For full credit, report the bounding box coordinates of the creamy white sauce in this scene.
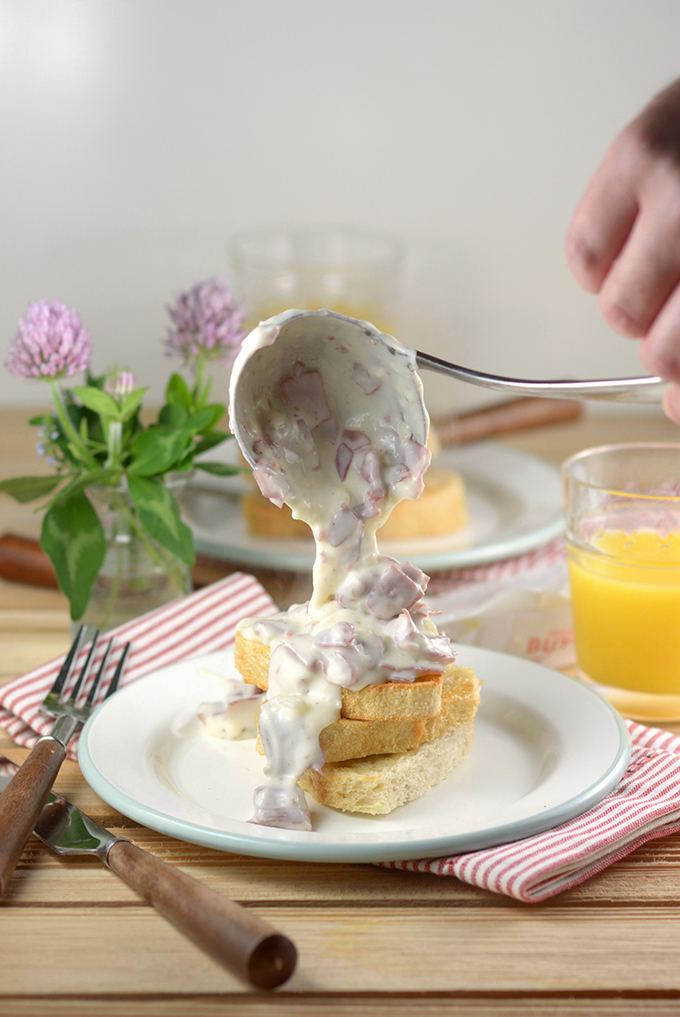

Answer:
[197,669,264,740]
[229,310,455,831]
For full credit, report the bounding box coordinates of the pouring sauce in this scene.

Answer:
[229,310,455,830]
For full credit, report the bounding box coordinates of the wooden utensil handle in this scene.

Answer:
[106,839,297,989]
[0,738,66,896]
[433,397,582,446]
[0,532,230,591]
[0,533,59,588]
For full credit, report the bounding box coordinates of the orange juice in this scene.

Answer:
[568,530,680,694]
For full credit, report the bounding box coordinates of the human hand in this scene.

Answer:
[566,78,680,423]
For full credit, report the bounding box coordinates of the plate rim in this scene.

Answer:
[79,646,631,864]
[189,442,565,572]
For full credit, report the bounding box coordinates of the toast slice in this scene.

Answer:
[298,723,475,815]
[255,665,480,762]
[235,629,445,721]
[241,466,468,542]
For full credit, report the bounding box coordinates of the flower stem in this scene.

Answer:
[49,379,98,469]
[99,519,126,629]
[192,352,213,408]
[105,420,123,469]
[192,353,205,400]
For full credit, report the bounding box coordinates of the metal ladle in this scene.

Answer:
[415,351,666,403]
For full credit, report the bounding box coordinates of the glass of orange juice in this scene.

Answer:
[563,443,680,720]
[230,228,402,335]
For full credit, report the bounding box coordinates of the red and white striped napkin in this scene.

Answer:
[3,569,680,903]
[380,721,680,901]
[0,573,276,759]
[427,535,568,593]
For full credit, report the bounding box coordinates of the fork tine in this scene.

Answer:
[49,625,85,698]
[105,642,131,699]
[65,630,100,705]
[83,636,115,709]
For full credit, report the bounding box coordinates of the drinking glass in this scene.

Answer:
[563,443,680,720]
[231,228,402,334]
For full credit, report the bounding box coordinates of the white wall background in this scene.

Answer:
[0,0,678,414]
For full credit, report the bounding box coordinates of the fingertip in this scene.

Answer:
[599,290,646,337]
[565,232,606,293]
[639,334,680,383]
[662,385,680,426]
[566,141,639,296]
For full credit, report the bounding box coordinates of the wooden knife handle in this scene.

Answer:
[432,397,582,446]
[0,738,66,896]
[0,533,233,591]
[0,533,59,588]
[106,839,297,989]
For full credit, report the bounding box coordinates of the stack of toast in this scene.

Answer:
[235,630,481,816]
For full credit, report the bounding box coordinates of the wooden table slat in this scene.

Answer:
[4,905,680,995]
[6,1001,680,1017]
[5,831,680,906]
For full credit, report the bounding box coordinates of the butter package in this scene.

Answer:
[427,552,575,670]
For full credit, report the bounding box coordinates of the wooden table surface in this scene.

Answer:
[2,406,680,1017]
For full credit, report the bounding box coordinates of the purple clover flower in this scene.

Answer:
[5,300,91,380]
[164,278,247,366]
[104,369,137,402]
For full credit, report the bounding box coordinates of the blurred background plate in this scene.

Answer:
[183,442,564,573]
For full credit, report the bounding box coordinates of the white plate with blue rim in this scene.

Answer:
[79,645,630,864]
[182,442,564,572]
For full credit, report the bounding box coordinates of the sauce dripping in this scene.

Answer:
[229,310,455,830]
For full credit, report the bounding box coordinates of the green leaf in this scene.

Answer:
[128,426,192,477]
[165,373,193,412]
[29,414,52,427]
[184,408,220,435]
[127,475,195,566]
[119,387,148,422]
[120,413,143,453]
[158,403,187,428]
[193,430,230,456]
[40,490,106,621]
[194,404,225,433]
[0,475,64,503]
[128,409,225,477]
[170,455,196,473]
[55,468,115,502]
[73,386,121,420]
[195,461,244,477]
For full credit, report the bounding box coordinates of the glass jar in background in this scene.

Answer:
[563,443,680,721]
[231,228,402,335]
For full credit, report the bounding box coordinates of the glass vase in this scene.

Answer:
[78,479,192,633]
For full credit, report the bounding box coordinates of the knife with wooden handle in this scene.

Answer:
[432,396,582,446]
[0,533,235,590]
[0,755,297,990]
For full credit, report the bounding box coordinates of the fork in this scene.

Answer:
[0,627,130,896]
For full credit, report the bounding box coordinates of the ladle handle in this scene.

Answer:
[416,351,667,403]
